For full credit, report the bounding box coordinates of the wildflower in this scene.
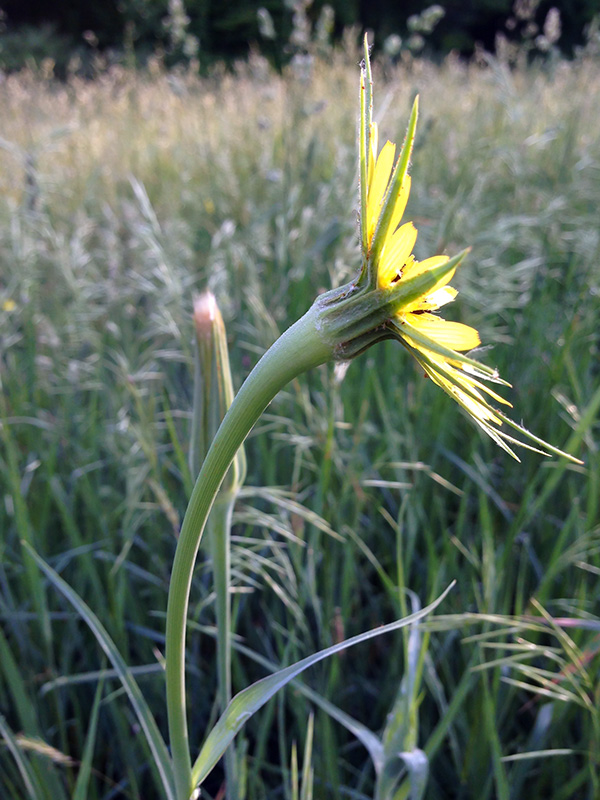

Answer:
[166,39,581,800]
[2,299,16,312]
[344,35,578,461]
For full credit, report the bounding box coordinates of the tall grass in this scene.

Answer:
[1,41,599,798]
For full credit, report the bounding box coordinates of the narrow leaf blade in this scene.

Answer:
[191,583,454,787]
[0,714,45,800]
[72,676,104,800]
[23,542,176,800]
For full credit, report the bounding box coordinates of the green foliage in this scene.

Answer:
[0,42,599,798]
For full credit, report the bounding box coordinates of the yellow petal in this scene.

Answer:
[406,285,458,313]
[403,313,481,351]
[423,286,458,308]
[457,391,502,425]
[461,372,513,407]
[421,359,503,425]
[367,140,395,244]
[377,222,418,288]
[401,255,455,303]
[403,255,450,281]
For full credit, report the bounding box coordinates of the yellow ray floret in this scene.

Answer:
[367,129,481,355]
[366,123,411,251]
[401,314,481,352]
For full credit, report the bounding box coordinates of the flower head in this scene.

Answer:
[347,35,580,462]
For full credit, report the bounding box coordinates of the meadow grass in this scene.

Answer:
[0,41,599,799]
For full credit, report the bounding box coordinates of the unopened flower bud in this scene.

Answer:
[190,291,246,492]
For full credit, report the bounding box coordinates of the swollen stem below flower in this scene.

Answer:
[165,304,332,800]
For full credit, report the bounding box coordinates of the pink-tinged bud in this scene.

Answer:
[193,291,219,339]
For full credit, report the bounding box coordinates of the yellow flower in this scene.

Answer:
[368,123,477,351]
[308,36,579,461]
[358,48,578,462]
[3,299,16,312]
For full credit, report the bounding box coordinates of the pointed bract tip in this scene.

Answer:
[193,291,221,338]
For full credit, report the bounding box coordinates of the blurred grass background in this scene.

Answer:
[0,36,599,800]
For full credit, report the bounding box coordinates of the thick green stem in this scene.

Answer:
[207,493,237,798]
[166,305,332,800]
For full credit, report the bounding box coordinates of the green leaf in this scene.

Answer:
[222,638,386,773]
[23,542,177,800]
[300,712,315,800]
[0,627,39,736]
[0,714,45,800]
[398,749,429,800]
[72,675,104,800]
[191,583,455,788]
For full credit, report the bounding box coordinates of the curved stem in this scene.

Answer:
[166,305,332,800]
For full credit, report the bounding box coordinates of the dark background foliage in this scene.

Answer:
[1,0,600,73]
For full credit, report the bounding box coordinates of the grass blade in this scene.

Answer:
[0,714,45,800]
[72,676,104,800]
[23,542,176,800]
